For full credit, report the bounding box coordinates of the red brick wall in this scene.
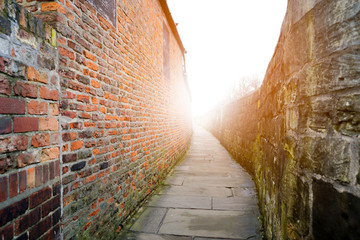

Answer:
[0,1,61,239]
[2,0,192,239]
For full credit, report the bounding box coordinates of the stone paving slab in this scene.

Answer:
[158,209,259,239]
[173,171,237,178]
[148,195,211,209]
[130,207,167,233]
[160,185,233,197]
[124,233,191,240]
[182,177,254,188]
[194,238,258,240]
[212,197,258,211]
[164,175,184,186]
[125,126,261,239]
[176,165,241,173]
[178,168,244,175]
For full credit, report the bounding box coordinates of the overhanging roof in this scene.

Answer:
[159,0,186,55]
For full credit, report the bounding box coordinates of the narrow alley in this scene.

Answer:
[1,0,359,239]
[121,127,260,239]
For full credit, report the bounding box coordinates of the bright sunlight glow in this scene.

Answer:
[167,0,288,117]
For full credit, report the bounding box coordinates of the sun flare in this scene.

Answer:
[167,0,287,117]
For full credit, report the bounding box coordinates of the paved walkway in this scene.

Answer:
[121,127,261,240]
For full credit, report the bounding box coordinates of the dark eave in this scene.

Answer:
[159,0,186,55]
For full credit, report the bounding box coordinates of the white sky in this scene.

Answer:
[167,0,288,116]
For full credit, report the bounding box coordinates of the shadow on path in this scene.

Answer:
[120,126,261,240]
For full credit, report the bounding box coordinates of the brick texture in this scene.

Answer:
[1,0,192,239]
[0,1,60,239]
[0,117,12,134]
[13,117,39,132]
[0,97,25,114]
[42,0,191,238]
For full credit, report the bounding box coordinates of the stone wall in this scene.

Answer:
[0,0,192,239]
[203,0,360,239]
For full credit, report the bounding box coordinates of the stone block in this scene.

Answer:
[15,28,39,49]
[62,153,77,163]
[71,161,86,171]
[40,147,59,162]
[0,135,28,154]
[31,133,50,147]
[17,151,37,168]
[14,81,38,98]
[289,177,310,238]
[0,156,11,174]
[313,179,360,239]
[0,15,11,35]
[78,150,92,160]
[98,162,108,171]
[37,53,55,70]
[0,37,10,56]
[26,66,48,83]
[299,137,351,182]
[335,95,360,135]
[0,75,11,96]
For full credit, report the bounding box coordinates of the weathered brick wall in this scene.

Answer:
[203,0,360,239]
[1,0,192,239]
[0,1,60,239]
